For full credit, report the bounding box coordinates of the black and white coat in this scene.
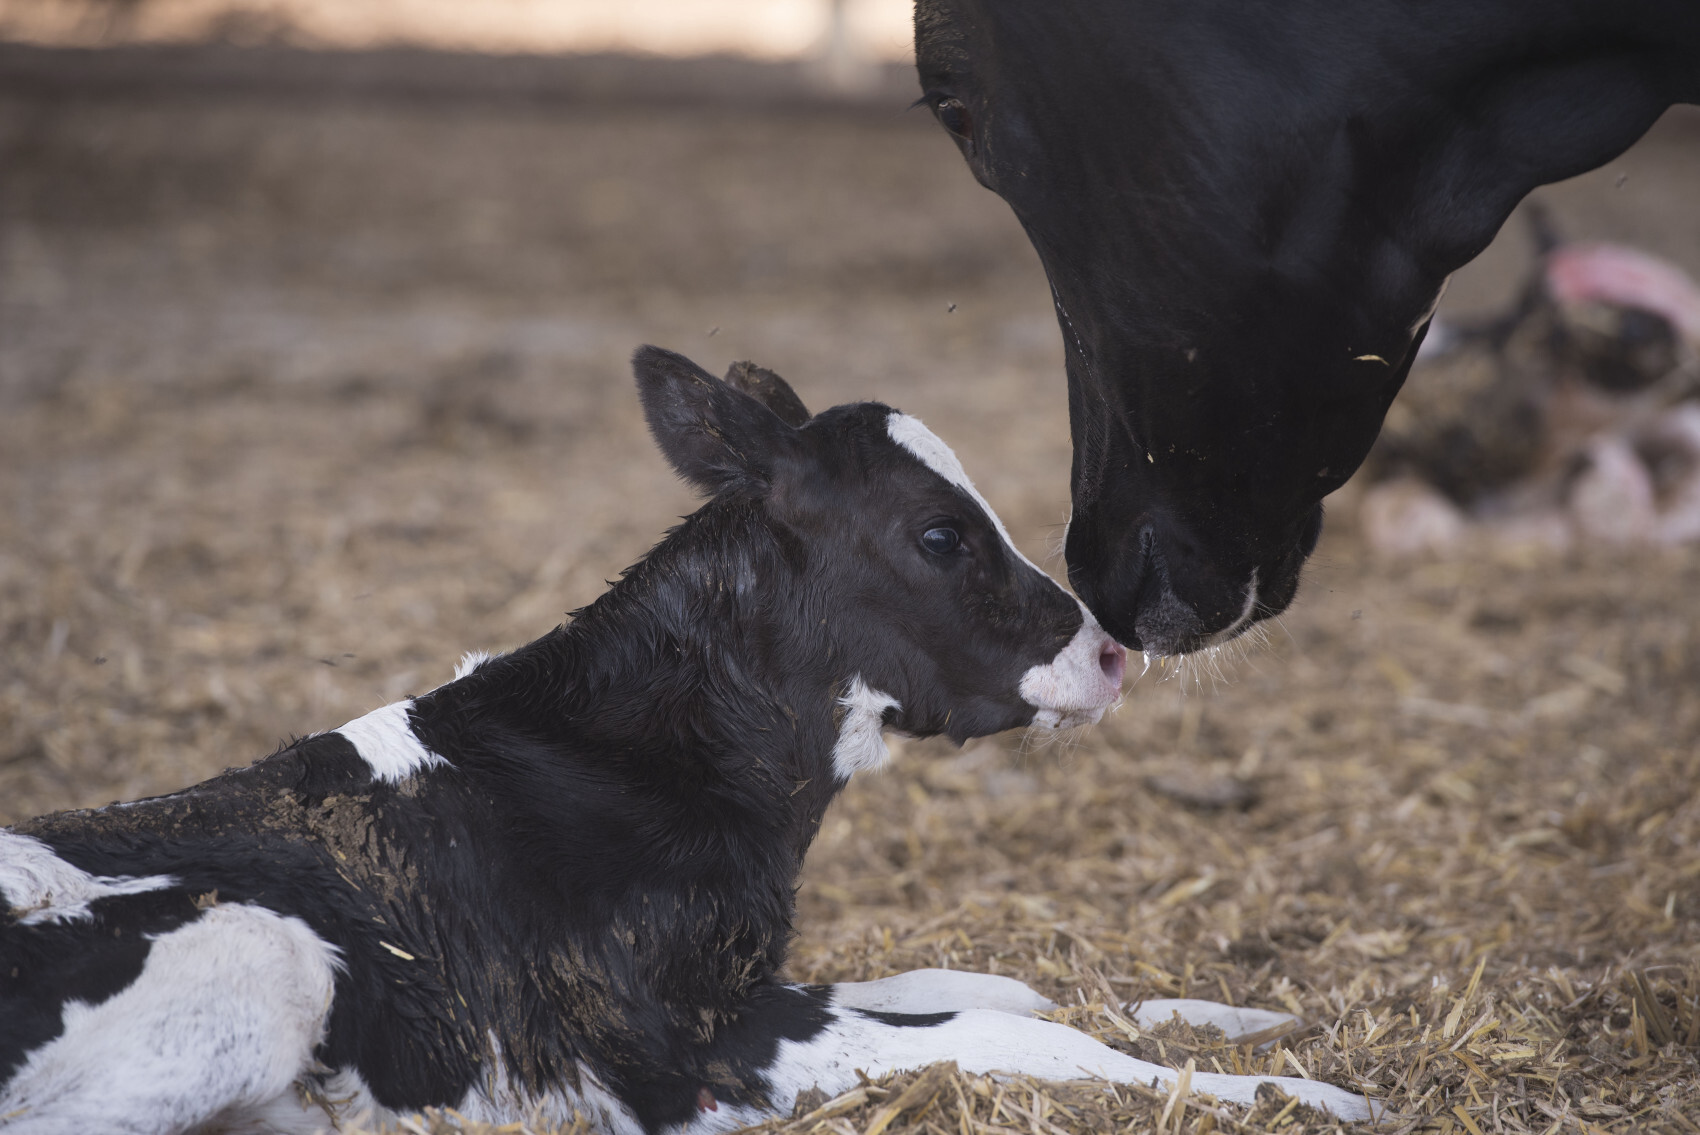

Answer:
[0,349,1371,1133]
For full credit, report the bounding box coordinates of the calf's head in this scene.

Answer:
[633,346,1125,758]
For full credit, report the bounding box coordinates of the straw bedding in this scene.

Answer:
[2,81,1697,1134]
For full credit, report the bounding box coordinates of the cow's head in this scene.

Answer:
[633,347,1124,764]
[915,0,1679,653]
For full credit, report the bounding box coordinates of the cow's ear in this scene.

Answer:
[633,346,794,495]
[723,360,812,427]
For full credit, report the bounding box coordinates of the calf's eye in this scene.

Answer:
[921,527,961,555]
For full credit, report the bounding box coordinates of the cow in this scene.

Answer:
[913,0,1700,654]
[0,348,1372,1132]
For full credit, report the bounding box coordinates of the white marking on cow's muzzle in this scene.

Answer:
[831,675,901,780]
[1019,612,1126,731]
[1201,568,1260,648]
[1139,570,1265,680]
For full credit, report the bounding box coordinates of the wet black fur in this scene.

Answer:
[914,0,1700,652]
[2,347,1082,1130]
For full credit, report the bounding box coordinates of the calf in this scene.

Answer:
[0,348,1370,1133]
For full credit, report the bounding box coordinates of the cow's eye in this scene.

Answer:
[934,96,973,140]
[921,527,961,555]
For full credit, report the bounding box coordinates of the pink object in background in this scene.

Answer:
[1648,404,1700,545]
[1359,479,1467,558]
[1569,436,1658,545]
[1546,243,1700,344]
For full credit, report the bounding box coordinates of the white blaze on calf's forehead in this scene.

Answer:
[885,412,1047,575]
[334,699,446,783]
[886,410,1123,727]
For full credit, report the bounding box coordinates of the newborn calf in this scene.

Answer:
[0,348,1368,1132]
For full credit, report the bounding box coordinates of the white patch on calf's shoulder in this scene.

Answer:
[0,902,340,1132]
[454,650,495,680]
[0,830,175,926]
[334,699,445,783]
[885,412,1043,574]
[831,676,900,780]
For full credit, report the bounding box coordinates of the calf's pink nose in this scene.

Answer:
[1099,639,1127,688]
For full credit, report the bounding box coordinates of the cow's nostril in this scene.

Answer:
[1099,641,1127,687]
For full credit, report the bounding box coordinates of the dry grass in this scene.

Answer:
[4,71,1700,1135]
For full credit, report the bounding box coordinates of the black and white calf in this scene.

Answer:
[0,348,1370,1133]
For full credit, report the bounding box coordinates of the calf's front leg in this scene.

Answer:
[829,970,1304,1045]
[690,971,1372,1129]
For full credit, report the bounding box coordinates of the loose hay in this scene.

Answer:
[4,80,1699,1135]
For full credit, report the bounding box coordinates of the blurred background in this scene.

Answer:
[0,0,914,60]
[3,3,1700,1127]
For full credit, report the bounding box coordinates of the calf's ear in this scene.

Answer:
[633,345,795,495]
[723,360,812,427]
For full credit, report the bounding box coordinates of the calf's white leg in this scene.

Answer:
[1127,998,1301,1044]
[684,970,1371,1129]
[827,969,1055,1016]
[747,1005,1371,1123]
[824,970,1301,1044]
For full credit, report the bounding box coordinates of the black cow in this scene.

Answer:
[2,349,1378,1132]
[914,0,1700,654]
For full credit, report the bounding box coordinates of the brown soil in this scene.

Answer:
[3,56,1699,1133]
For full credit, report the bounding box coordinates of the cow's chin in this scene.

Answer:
[1066,497,1322,657]
[1068,540,1299,658]
[1131,578,1263,658]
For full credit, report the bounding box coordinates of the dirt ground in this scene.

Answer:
[3,56,1700,1133]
